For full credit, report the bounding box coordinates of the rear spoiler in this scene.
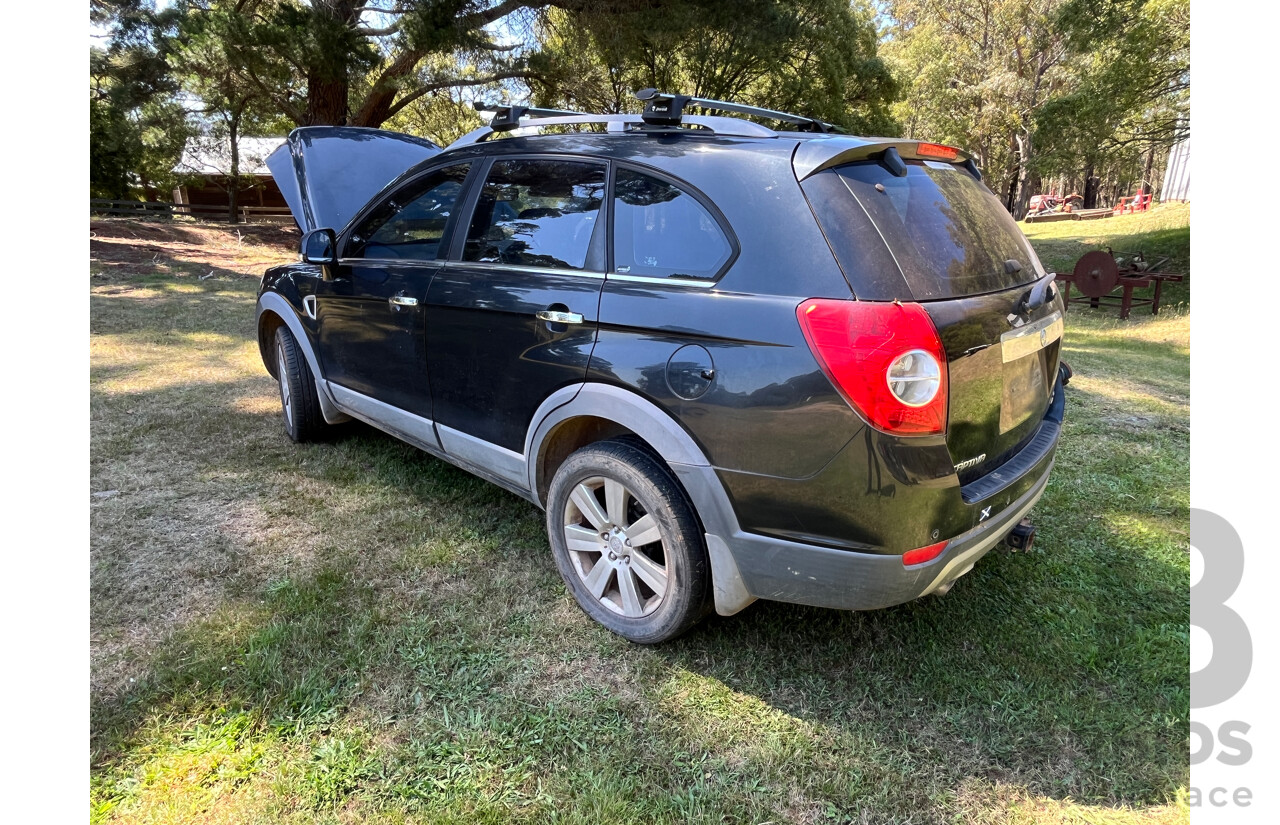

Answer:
[792,137,981,183]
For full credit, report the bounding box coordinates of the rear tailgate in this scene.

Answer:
[798,144,1062,481]
[925,290,1062,482]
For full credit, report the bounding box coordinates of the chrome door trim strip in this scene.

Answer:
[445,260,605,280]
[608,272,717,289]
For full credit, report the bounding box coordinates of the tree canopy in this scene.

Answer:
[89,0,1188,213]
[884,0,1189,216]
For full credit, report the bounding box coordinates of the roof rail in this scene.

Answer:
[444,112,776,151]
[635,88,841,133]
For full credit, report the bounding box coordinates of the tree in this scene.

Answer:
[90,1,192,199]
[884,0,1189,217]
[171,2,291,222]
[529,0,898,135]
[1036,0,1189,205]
[885,0,1074,218]
[181,0,707,130]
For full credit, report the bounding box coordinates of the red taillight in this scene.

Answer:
[902,540,948,566]
[796,299,948,436]
[916,142,959,160]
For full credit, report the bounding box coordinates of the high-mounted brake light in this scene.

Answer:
[902,540,947,566]
[916,142,959,161]
[796,299,949,436]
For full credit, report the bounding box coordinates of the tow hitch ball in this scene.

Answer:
[1004,518,1036,552]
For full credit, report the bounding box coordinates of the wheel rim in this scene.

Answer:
[563,475,669,618]
[276,342,293,429]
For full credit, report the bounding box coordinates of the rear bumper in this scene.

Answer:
[677,367,1065,614]
[716,456,1052,611]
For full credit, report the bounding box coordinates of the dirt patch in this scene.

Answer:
[90,218,299,280]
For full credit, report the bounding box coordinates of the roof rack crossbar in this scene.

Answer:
[444,113,776,151]
[635,88,841,133]
[473,101,586,132]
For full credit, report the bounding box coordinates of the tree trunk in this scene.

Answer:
[301,0,363,125]
[1139,144,1156,198]
[1012,132,1035,220]
[304,74,349,126]
[1083,163,1099,209]
[228,113,241,225]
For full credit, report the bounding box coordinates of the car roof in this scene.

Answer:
[431,130,807,165]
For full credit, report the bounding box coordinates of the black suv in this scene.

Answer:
[257,93,1067,643]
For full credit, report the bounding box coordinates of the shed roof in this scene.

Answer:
[174,135,286,176]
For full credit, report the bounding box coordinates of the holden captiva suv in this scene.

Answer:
[256,91,1067,643]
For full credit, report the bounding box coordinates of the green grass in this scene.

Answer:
[90,215,1189,824]
[1023,203,1191,310]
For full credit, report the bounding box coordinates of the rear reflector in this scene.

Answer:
[916,142,959,160]
[902,541,947,566]
[796,299,949,435]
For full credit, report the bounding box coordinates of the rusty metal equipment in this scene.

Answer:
[1055,248,1185,319]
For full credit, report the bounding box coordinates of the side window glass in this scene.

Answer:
[463,159,606,270]
[612,168,731,281]
[348,164,470,261]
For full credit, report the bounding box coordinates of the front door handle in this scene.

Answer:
[535,309,584,325]
[389,293,418,310]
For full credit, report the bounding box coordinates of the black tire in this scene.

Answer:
[273,325,327,443]
[546,439,710,643]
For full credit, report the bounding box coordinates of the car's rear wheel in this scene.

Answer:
[274,325,326,442]
[546,440,709,643]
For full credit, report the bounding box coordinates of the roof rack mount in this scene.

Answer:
[634,88,841,134]
[473,102,586,132]
[447,109,777,150]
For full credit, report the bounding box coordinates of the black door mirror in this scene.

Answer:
[301,228,337,265]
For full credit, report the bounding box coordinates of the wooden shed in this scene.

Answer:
[172,135,291,219]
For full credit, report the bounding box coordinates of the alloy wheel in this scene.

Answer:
[562,476,669,618]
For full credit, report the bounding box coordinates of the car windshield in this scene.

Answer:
[803,160,1043,300]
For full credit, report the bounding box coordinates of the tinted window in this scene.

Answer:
[802,161,1041,300]
[348,164,470,261]
[463,159,606,270]
[612,168,731,281]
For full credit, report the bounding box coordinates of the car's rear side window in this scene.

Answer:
[803,160,1042,300]
[611,168,731,281]
[462,159,606,270]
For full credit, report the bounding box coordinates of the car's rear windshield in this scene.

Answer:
[802,160,1042,300]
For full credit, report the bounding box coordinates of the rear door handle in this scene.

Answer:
[535,309,584,325]
[389,294,418,309]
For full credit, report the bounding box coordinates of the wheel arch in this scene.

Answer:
[525,384,711,509]
[525,383,756,617]
[255,292,351,425]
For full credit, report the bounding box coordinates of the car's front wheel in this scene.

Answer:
[273,325,326,443]
[546,440,710,643]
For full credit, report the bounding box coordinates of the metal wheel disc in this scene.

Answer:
[1072,250,1120,298]
[562,475,669,618]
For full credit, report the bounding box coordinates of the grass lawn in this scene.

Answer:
[90,210,1190,824]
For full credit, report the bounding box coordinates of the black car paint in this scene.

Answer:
[258,127,1064,594]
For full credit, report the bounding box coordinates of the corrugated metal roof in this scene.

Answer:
[174,135,286,176]
[1161,138,1190,202]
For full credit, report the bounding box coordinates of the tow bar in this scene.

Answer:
[1004,518,1036,552]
